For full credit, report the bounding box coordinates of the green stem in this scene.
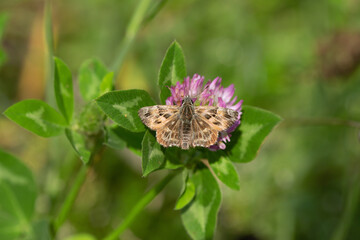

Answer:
[143,0,169,24]
[44,0,55,105]
[52,164,88,234]
[111,0,152,76]
[103,171,178,240]
[331,168,360,240]
[282,117,360,129]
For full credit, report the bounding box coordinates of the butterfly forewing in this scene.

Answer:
[195,106,239,131]
[138,105,179,130]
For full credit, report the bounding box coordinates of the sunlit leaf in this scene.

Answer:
[175,172,196,210]
[209,154,240,190]
[100,72,114,94]
[181,167,221,240]
[79,58,108,101]
[141,130,165,176]
[64,233,97,240]
[3,100,68,137]
[0,149,36,239]
[96,89,155,132]
[158,41,186,103]
[54,57,74,123]
[228,105,282,162]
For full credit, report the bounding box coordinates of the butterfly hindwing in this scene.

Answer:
[191,116,218,147]
[157,117,181,147]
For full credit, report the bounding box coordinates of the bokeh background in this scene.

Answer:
[1,0,360,239]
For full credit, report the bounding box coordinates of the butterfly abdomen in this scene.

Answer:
[180,121,192,149]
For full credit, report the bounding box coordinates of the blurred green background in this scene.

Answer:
[1,0,360,239]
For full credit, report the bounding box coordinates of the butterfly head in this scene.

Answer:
[181,96,194,106]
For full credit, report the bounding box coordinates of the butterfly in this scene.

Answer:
[138,96,239,149]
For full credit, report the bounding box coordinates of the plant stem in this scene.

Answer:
[143,0,169,24]
[282,117,360,129]
[103,171,178,240]
[111,0,152,76]
[332,167,360,240]
[52,164,88,234]
[44,0,55,105]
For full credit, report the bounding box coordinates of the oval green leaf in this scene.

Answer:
[181,167,221,240]
[141,130,165,176]
[96,89,155,132]
[0,149,37,239]
[3,100,68,137]
[209,155,240,190]
[54,57,74,123]
[228,105,282,162]
[79,58,108,101]
[158,41,186,103]
[175,172,196,210]
[65,129,91,164]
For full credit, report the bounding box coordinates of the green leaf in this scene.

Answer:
[141,130,165,176]
[209,155,240,190]
[181,167,221,240]
[228,105,282,163]
[3,100,68,137]
[0,149,37,239]
[96,89,155,132]
[79,58,108,101]
[104,126,126,150]
[65,129,91,164]
[104,126,144,155]
[175,172,196,210]
[54,57,74,123]
[164,150,184,169]
[100,72,114,94]
[158,41,186,103]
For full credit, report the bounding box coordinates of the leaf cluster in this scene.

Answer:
[2,41,281,240]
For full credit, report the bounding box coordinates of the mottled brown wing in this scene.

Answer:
[138,105,179,130]
[191,115,219,147]
[156,117,181,148]
[194,106,239,131]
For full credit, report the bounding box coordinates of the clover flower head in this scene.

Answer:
[166,74,243,151]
